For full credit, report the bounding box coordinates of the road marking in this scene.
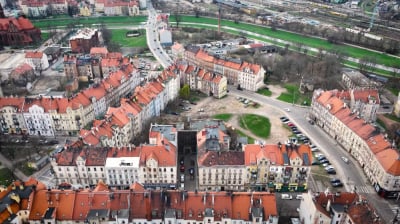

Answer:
[353,185,375,194]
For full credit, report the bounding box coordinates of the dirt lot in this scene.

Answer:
[175,85,292,144]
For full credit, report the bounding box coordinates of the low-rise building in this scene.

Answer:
[10,63,35,87]
[25,51,49,72]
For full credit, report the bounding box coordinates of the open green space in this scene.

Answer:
[239,114,271,138]
[32,16,147,28]
[0,168,14,187]
[172,16,400,68]
[236,129,255,144]
[384,114,400,123]
[111,29,148,47]
[277,84,311,105]
[257,88,272,97]
[213,113,232,122]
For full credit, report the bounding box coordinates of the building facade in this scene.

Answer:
[310,89,400,198]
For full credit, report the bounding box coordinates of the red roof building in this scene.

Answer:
[0,10,41,46]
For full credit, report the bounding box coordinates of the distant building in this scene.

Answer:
[159,28,172,47]
[25,51,49,71]
[10,63,35,86]
[0,4,41,47]
[341,69,379,89]
[394,93,400,118]
[69,28,99,53]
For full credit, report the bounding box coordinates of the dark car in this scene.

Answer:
[190,101,197,105]
[331,178,341,183]
[327,169,336,175]
[331,182,343,187]
[311,160,320,165]
[172,112,180,116]
[320,159,330,164]
[180,165,185,172]
[280,116,288,121]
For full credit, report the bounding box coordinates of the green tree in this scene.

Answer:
[179,84,190,100]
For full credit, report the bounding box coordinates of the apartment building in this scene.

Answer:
[183,47,265,91]
[178,63,228,99]
[0,97,27,134]
[341,68,379,89]
[334,89,380,122]
[310,89,400,198]
[24,180,278,224]
[299,191,382,224]
[104,0,139,16]
[243,143,312,192]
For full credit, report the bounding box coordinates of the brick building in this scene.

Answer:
[0,4,41,47]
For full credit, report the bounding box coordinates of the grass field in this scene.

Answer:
[172,16,400,68]
[277,84,311,105]
[111,29,148,47]
[213,113,233,122]
[257,88,272,97]
[32,16,147,28]
[239,114,271,138]
[0,168,14,187]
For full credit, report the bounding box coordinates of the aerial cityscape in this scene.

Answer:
[0,0,400,223]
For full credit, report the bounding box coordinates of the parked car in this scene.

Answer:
[320,159,330,164]
[311,160,320,165]
[281,194,293,200]
[280,117,288,121]
[331,178,341,184]
[331,181,343,187]
[327,170,337,174]
[341,156,349,163]
[295,195,303,200]
[180,174,185,182]
[325,165,335,171]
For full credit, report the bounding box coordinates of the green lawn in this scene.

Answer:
[32,16,147,28]
[111,29,148,47]
[257,88,272,97]
[173,16,400,68]
[384,114,400,123]
[239,114,271,138]
[0,168,14,187]
[213,113,233,122]
[236,129,255,144]
[277,84,311,105]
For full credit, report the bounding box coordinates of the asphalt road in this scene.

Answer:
[226,86,396,223]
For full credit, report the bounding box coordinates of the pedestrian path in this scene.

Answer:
[352,185,376,194]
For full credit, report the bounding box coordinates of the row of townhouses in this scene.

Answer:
[0,62,138,136]
[79,69,180,147]
[0,179,279,224]
[18,0,141,18]
[310,89,400,198]
[177,45,265,92]
[51,122,312,192]
[0,54,179,136]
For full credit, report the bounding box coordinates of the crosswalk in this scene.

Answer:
[353,185,376,194]
[390,205,400,220]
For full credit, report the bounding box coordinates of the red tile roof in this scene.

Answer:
[25,51,43,59]
[139,144,176,167]
[198,151,244,166]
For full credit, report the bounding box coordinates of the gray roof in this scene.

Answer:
[150,124,176,145]
[87,209,109,219]
[165,208,176,218]
[302,153,310,165]
[204,208,214,217]
[190,119,226,132]
[251,207,263,218]
[111,209,129,219]
[44,207,55,219]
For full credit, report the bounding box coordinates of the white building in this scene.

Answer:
[25,51,49,72]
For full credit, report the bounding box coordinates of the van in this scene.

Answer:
[180,174,185,182]
[281,194,292,200]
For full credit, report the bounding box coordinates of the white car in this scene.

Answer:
[281,194,293,200]
[341,156,349,163]
[295,195,303,200]
[284,108,290,112]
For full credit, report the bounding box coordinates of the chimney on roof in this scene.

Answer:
[326,199,331,212]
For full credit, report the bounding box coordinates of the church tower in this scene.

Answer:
[0,3,5,18]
